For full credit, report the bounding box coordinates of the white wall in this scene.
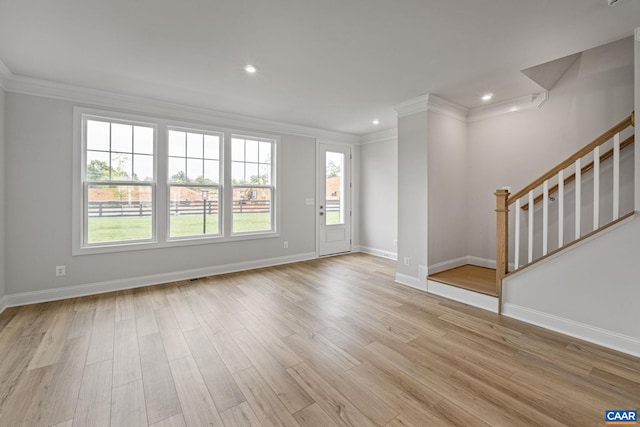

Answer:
[467,37,635,262]
[359,138,398,259]
[4,93,317,298]
[0,88,5,302]
[396,111,428,285]
[503,216,640,355]
[427,110,468,268]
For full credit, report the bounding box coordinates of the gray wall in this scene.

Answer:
[427,111,468,267]
[5,93,317,295]
[0,88,5,300]
[397,111,428,281]
[636,29,640,211]
[466,37,635,262]
[359,138,398,258]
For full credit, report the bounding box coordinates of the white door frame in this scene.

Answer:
[316,141,353,257]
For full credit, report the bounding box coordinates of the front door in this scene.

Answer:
[318,143,351,256]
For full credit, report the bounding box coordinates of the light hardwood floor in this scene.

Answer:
[0,253,638,426]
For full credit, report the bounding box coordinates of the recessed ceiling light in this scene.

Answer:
[481,93,494,102]
[372,119,380,125]
[244,64,257,74]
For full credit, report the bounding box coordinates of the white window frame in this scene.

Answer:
[72,107,280,256]
[230,134,278,236]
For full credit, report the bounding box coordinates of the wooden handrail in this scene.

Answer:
[521,134,635,210]
[507,114,634,204]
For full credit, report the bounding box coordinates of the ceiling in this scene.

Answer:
[0,0,638,136]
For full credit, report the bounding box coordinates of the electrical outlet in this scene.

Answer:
[404,257,410,266]
[393,239,397,247]
[283,241,288,249]
[55,265,66,276]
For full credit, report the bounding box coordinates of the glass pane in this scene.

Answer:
[133,154,154,181]
[203,135,220,159]
[168,157,186,182]
[259,141,272,164]
[325,151,344,225]
[134,126,154,154]
[187,158,203,183]
[186,132,203,158]
[245,140,259,162]
[111,123,133,153]
[111,153,132,180]
[259,164,271,185]
[232,161,245,184]
[204,160,219,184]
[169,186,219,238]
[232,138,245,161]
[87,150,111,181]
[87,184,153,243]
[245,163,259,184]
[168,130,186,157]
[232,187,271,233]
[86,120,110,151]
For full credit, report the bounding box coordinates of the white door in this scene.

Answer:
[318,143,351,256]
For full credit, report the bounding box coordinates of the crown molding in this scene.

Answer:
[360,127,398,144]
[394,94,430,118]
[2,72,360,144]
[0,59,12,91]
[428,95,468,122]
[467,92,548,123]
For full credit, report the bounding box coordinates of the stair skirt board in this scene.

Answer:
[427,279,499,313]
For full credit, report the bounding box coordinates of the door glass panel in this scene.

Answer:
[325,151,344,225]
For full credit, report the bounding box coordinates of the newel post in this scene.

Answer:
[495,189,510,312]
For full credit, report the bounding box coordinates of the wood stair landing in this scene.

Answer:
[428,264,497,297]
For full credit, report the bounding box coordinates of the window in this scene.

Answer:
[168,129,222,238]
[83,116,156,245]
[74,108,279,254]
[231,136,275,234]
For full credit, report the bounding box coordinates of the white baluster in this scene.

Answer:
[613,133,620,220]
[543,180,548,256]
[593,145,600,230]
[558,169,564,247]
[575,158,581,239]
[514,198,520,269]
[528,190,534,263]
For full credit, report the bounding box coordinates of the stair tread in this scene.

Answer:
[428,265,498,297]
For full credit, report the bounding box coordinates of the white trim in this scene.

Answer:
[0,296,7,315]
[428,95,468,122]
[427,280,499,313]
[394,94,430,118]
[0,60,11,90]
[428,256,468,275]
[466,256,496,269]
[395,273,426,291]
[635,27,640,41]
[3,73,360,144]
[502,303,640,357]
[467,92,548,123]
[358,246,398,261]
[359,128,397,145]
[3,252,316,308]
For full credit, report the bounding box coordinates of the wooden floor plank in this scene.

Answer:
[169,356,225,427]
[0,254,634,426]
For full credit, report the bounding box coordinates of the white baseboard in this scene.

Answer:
[427,280,499,313]
[358,246,398,261]
[4,252,317,309]
[395,273,426,291]
[428,257,468,274]
[466,256,496,269]
[502,303,640,357]
[0,296,7,315]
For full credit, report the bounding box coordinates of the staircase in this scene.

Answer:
[428,112,635,313]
